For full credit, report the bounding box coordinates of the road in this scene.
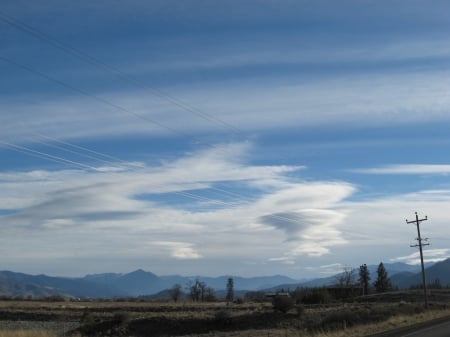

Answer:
[370,316,450,337]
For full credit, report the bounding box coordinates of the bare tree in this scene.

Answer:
[336,267,355,288]
[198,281,207,302]
[188,279,201,302]
[169,284,183,302]
[336,267,355,300]
[204,287,216,302]
[188,279,208,302]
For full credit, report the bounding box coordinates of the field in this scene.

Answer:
[0,292,449,337]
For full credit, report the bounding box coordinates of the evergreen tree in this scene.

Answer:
[374,262,392,293]
[226,277,234,303]
[359,264,371,295]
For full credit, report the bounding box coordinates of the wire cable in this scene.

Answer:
[32,132,127,164]
[0,11,303,226]
[0,10,243,135]
[24,135,122,168]
[1,137,303,226]
[0,140,100,171]
[0,56,188,137]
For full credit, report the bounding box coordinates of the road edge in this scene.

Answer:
[367,314,450,337]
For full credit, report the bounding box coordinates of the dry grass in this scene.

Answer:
[0,300,448,337]
[0,331,57,337]
[181,308,450,337]
[309,308,450,337]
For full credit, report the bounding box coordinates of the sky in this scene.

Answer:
[1,0,450,279]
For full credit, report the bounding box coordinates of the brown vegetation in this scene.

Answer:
[0,291,448,337]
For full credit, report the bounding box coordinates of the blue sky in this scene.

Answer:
[1,0,450,278]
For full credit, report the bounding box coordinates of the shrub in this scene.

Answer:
[272,295,294,313]
[301,288,333,304]
[296,304,305,318]
[80,311,95,326]
[112,312,131,325]
[321,310,355,330]
[234,297,244,304]
[214,309,232,327]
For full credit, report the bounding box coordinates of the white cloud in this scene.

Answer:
[391,249,450,265]
[257,183,353,258]
[2,141,450,277]
[153,241,203,260]
[333,189,450,271]
[305,263,345,276]
[0,142,358,275]
[3,64,450,143]
[353,164,450,175]
[3,0,450,279]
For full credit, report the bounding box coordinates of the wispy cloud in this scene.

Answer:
[391,249,450,265]
[3,65,450,143]
[3,0,450,278]
[0,142,356,274]
[153,242,203,260]
[352,164,450,175]
[258,183,354,260]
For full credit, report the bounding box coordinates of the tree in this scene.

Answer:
[198,281,207,301]
[335,267,355,300]
[188,279,201,302]
[169,284,183,302]
[374,262,392,293]
[429,278,442,289]
[226,277,234,303]
[359,264,371,295]
[336,267,355,288]
[188,279,209,302]
[204,287,216,302]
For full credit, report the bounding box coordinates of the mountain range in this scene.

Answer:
[0,269,299,299]
[0,259,448,299]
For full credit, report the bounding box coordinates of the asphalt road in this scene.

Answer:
[370,316,450,337]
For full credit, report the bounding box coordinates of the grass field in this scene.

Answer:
[0,332,57,337]
[0,294,448,336]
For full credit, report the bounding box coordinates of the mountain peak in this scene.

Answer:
[127,269,157,277]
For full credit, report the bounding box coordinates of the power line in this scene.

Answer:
[0,51,296,225]
[0,10,242,135]
[0,136,306,228]
[32,132,127,164]
[0,56,255,205]
[0,140,100,171]
[0,56,187,137]
[0,11,258,208]
[24,135,122,168]
[0,9,300,226]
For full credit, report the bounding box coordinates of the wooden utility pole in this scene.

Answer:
[406,212,429,308]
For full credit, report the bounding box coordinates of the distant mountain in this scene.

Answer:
[0,271,123,298]
[391,258,450,289]
[84,269,164,296]
[263,261,441,292]
[1,260,447,299]
[195,275,300,291]
[0,270,300,299]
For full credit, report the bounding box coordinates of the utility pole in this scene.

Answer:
[406,212,429,308]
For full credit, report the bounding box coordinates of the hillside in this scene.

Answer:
[1,259,448,299]
[263,261,444,292]
[0,270,299,299]
[391,258,450,289]
[0,271,123,298]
